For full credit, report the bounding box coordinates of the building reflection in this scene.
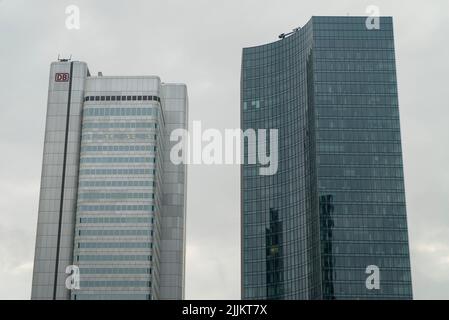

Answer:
[265,208,284,299]
[320,194,335,299]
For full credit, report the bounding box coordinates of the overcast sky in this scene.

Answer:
[0,0,448,300]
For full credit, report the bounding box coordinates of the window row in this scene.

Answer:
[79,267,151,275]
[78,192,155,200]
[83,122,158,129]
[314,60,396,72]
[320,229,409,242]
[79,180,155,188]
[80,156,155,164]
[317,154,403,166]
[76,254,152,261]
[242,105,399,121]
[82,133,157,141]
[315,83,397,95]
[78,241,152,249]
[242,208,406,226]
[77,204,155,212]
[84,107,159,117]
[315,39,394,49]
[317,130,401,142]
[85,95,160,102]
[318,178,404,191]
[313,17,392,29]
[81,145,156,153]
[320,243,410,256]
[315,94,398,106]
[317,118,401,130]
[314,49,395,61]
[317,142,402,154]
[315,71,396,83]
[79,217,153,224]
[80,280,151,288]
[79,168,155,176]
[78,229,153,236]
[319,166,403,178]
[243,190,405,204]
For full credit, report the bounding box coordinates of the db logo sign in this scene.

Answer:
[55,73,70,82]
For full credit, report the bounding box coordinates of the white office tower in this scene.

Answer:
[31,60,188,300]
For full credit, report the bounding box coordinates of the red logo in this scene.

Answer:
[55,73,70,82]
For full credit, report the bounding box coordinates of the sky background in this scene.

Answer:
[0,0,448,300]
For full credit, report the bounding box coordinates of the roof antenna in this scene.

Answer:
[57,54,72,62]
[278,27,301,39]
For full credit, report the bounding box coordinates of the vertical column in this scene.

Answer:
[31,61,88,300]
[160,84,188,299]
[55,62,88,299]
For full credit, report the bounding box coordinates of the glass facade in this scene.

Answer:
[72,93,163,300]
[241,16,412,299]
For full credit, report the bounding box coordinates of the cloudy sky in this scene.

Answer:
[0,0,448,300]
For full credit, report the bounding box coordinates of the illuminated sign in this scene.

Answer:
[55,73,70,82]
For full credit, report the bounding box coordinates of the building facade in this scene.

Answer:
[241,16,413,299]
[31,60,188,300]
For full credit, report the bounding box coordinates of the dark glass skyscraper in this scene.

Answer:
[241,16,412,299]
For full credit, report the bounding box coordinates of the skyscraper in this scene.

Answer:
[31,60,188,300]
[241,16,413,299]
